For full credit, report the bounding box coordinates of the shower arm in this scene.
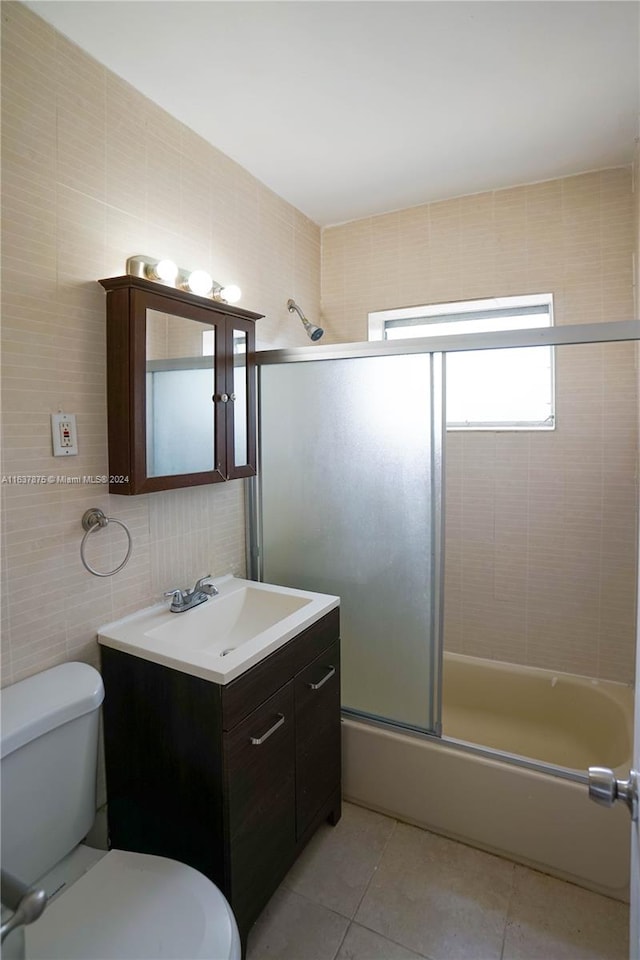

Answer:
[287,299,306,322]
[287,299,324,341]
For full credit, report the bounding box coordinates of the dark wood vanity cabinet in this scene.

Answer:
[100,608,341,946]
[99,275,263,495]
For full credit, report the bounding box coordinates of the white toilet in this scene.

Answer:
[1,661,241,960]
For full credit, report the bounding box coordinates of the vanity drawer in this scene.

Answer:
[221,607,339,730]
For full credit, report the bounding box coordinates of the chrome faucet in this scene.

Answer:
[163,575,219,613]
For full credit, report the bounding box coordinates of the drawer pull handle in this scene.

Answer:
[250,713,285,745]
[307,665,336,691]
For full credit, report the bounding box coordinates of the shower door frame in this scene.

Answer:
[248,319,640,750]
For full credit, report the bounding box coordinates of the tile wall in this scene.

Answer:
[1,2,321,686]
[2,1,637,690]
[322,171,639,683]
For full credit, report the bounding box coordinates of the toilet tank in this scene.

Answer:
[1,662,104,884]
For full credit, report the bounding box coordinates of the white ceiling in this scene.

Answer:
[26,1,639,226]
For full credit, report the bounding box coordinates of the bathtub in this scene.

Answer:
[342,652,634,901]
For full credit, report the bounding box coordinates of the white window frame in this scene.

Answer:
[368,294,555,431]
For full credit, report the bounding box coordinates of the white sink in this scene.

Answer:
[98,575,339,684]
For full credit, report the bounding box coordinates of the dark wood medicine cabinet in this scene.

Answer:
[99,275,263,495]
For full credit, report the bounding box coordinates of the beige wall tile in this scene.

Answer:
[323,177,637,683]
[2,1,636,695]
[1,2,320,687]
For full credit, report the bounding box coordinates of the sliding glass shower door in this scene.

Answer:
[254,351,443,734]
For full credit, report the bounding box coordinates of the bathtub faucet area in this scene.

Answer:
[163,576,219,613]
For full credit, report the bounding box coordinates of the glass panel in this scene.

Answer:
[445,345,554,428]
[145,309,215,476]
[233,330,248,466]
[441,341,638,767]
[260,353,438,732]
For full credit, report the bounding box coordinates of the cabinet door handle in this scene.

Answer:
[307,665,336,691]
[250,713,285,745]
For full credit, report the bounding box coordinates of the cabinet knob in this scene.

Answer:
[219,393,229,403]
[230,393,237,402]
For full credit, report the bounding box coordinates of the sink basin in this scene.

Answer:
[98,575,339,684]
[146,586,311,653]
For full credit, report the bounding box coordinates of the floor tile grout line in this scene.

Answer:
[277,882,376,935]
[278,805,400,923]
[499,861,519,960]
[289,812,437,960]
[340,815,438,958]
[350,916,436,960]
[264,807,408,959]
[350,815,400,922]
[330,919,352,960]
[247,887,352,959]
[276,884,351,921]
[343,812,515,960]
[251,803,629,960]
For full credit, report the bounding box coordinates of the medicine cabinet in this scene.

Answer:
[99,275,263,495]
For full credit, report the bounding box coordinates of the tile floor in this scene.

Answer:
[246,802,629,960]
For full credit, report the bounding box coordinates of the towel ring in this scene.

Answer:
[80,508,133,577]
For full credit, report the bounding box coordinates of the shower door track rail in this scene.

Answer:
[254,319,639,365]
[341,707,588,785]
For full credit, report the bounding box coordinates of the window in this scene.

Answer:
[368,294,555,430]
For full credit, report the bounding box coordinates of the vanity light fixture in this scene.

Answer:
[125,256,242,304]
[215,284,242,305]
[184,269,214,297]
[138,257,179,284]
[153,259,179,284]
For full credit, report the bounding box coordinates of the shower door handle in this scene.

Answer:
[587,766,638,820]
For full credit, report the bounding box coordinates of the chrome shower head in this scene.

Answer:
[287,299,324,341]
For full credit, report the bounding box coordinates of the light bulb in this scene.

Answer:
[152,259,178,284]
[186,270,213,296]
[218,284,242,304]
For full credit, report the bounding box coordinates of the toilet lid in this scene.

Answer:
[25,850,240,960]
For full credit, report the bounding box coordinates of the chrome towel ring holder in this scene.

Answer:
[80,508,133,577]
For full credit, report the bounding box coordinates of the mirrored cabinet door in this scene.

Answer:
[146,310,217,477]
[226,318,256,479]
[100,275,262,495]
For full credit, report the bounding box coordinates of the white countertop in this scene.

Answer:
[98,575,339,684]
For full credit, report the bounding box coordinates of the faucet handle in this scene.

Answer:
[163,588,184,603]
[194,575,218,596]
